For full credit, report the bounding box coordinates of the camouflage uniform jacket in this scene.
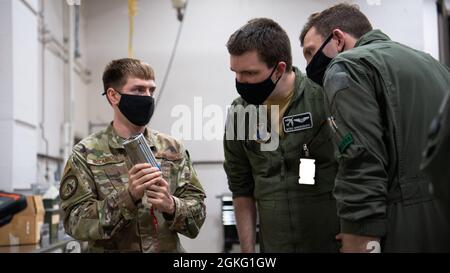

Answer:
[60,124,206,252]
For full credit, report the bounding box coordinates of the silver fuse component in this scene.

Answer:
[123,134,159,168]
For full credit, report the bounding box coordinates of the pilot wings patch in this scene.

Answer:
[283,112,313,133]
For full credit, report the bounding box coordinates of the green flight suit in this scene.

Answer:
[422,92,450,213]
[323,30,450,252]
[224,67,339,253]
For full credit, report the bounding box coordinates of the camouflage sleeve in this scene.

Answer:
[163,146,206,239]
[60,148,138,241]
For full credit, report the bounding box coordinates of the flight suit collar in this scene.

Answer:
[355,29,391,47]
[290,66,306,104]
[283,66,304,104]
[262,67,305,138]
[106,122,156,151]
[256,67,303,114]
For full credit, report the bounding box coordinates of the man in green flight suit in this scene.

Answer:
[300,3,450,252]
[224,18,339,253]
[60,58,206,252]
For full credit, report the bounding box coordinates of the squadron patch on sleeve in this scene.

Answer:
[60,176,78,200]
[338,133,354,153]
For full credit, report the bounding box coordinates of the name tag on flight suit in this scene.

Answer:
[299,159,316,185]
[283,112,313,133]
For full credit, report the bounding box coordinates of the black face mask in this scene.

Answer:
[306,34,334,86]
[115,91,155,126]
[236,65,281,105]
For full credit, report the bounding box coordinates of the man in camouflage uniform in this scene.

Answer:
[60,58,206,253]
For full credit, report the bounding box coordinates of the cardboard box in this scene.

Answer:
[0,196,45,246]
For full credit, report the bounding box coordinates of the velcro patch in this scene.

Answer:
[338,133,354,153]
[283,112,313,133]
[60,176,78,201]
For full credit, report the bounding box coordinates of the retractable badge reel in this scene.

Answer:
[299,144,315,185]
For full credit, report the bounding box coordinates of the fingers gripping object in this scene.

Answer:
[123,134,160,252]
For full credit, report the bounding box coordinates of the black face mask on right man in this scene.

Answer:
[305,34,334,86]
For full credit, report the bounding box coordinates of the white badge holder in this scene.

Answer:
[299,158,316,185]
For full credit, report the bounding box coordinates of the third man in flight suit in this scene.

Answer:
[300,3,450,252]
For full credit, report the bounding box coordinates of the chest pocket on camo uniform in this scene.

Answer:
[155,150,184,195]
[87,157,129,199]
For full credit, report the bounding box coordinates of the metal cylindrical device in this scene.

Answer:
[123,133,161,251]
[123,134,159,168]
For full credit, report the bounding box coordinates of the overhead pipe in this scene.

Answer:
[19,0,38,16]
[62,3,76,163]
[38,0,50,182]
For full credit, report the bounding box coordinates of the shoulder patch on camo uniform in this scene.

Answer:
[60,175,78,201]
[283,112,313,133]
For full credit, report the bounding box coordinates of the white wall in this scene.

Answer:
[35,0,90,186]
[0,0,89,191]
[423,0,440,59]
[0,0,14,192]
[12,0,39,190]
[0,0,38,191]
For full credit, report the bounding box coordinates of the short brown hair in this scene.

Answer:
[102,58,155,94]
[227,18,292,71]
[300,3,373,46]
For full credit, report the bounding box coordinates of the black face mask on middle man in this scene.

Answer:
[306,34,334,86]
[235,64,282,105]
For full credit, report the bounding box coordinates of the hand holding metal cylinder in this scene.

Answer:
[123,134,175,216]
[123,134,159,169]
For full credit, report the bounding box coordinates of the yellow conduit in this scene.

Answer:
[128,0,137,58]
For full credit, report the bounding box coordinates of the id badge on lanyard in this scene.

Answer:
[299,144,316,185]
